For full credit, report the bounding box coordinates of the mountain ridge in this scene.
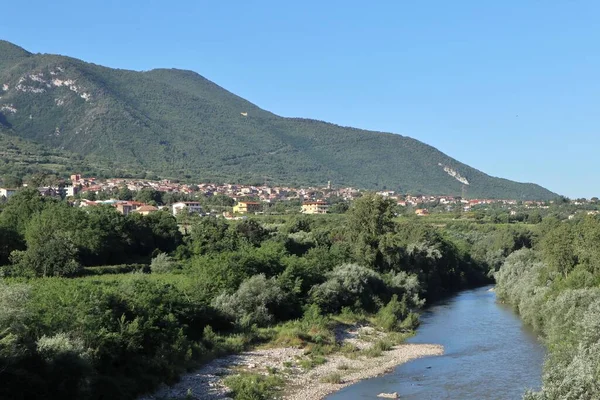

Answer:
[0,40,557,199]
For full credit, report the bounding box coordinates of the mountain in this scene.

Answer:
[0,40,557,199]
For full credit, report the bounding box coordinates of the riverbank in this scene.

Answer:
[139,326,443,400]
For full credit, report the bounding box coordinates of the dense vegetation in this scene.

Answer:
[0,191,500,400]
[0,132,116,184]
[0,40,556,199]
[495,214,600,399]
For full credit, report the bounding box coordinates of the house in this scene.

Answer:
[135,205,159,216]
[172,201,202,216]
[0,188,17,199]
[64,185,79,197]
[415,208,429,216]
[301,201,329,214]
[38,187,59,197]
[115,202,135,216]
[233,201,261,214]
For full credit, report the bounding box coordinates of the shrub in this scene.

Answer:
[213,274,287,328]
[150,252,178,273]
[36,332,85,360]
[309,264,386,313]
[320,372,343,384]
[224,373,284,400]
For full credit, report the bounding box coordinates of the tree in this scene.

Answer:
[189,217,239,255]
[10,230,81,277]
[0,226,24,266]
[135,188,162,205]
[117,186,133,201]
[542,223,577,278]
[346,193,397,269]
[236,219,268,247]
[0,189,51,235]
[0,175,22,189]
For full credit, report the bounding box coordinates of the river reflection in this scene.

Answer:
[327,286,545,400]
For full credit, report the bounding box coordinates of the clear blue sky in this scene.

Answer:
[1,1,598,197]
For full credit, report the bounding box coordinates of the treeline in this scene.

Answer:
[0,189,181,275]
[0,192,491,400]
[495,215,600,399]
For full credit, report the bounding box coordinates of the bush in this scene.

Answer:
[320,372,343,384]
[309,264,386,313]
[150,252,178,273]
[376,294,409,332]
[213,274,287,328]
[224,373,284,400]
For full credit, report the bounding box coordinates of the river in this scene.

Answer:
[327,285,545,400]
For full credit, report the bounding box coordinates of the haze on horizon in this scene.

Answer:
[1,1,598,198]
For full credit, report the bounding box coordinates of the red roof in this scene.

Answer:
[136,205,159,212]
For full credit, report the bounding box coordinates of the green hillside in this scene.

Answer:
[0,40,557,199]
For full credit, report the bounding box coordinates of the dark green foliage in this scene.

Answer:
[0,40,556,199]
[236,219,269,247]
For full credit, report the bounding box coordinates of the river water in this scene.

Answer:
[327,285,545,400]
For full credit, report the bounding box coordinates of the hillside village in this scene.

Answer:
[0,174,595,219]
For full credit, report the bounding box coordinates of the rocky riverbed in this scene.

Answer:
[139,326,443,400]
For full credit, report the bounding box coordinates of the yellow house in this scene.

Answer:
[135,205,159,216]
[233,201,261,214]
[301,201,329,214]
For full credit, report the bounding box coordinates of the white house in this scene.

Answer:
[172,201,203,216]
[0,188,16,199]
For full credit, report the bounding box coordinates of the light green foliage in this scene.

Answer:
[36,332,85,361]
[541,223,577,278]
[496,216,600,398]
[150,252,177,273]
[320,372,343,384]
[224,372,284,400]
[213,274,287,328]
[375,295,419,332]
[309,263,385,313]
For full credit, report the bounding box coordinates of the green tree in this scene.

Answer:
[0,175,22,189]
[0,188,51,235]
[542,223,577,278]
[135,188,162,205]
[0,226,24,266]
[11,230,81,277]
[346,193,397,269]
[117,186,133,201]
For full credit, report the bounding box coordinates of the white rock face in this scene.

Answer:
[1,84,8,91]
[12,73,92,101]
[1,104,17,113]
[55,98,65,106]
[439,163,470,185]
[29,73,45,82]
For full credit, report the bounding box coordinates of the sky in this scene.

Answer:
[1,1,599,197]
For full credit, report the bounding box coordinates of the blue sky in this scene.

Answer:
[1,1,598,197]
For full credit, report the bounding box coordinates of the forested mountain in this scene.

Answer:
[0,40,556,199]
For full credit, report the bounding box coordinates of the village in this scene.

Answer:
[0,174,591,218]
